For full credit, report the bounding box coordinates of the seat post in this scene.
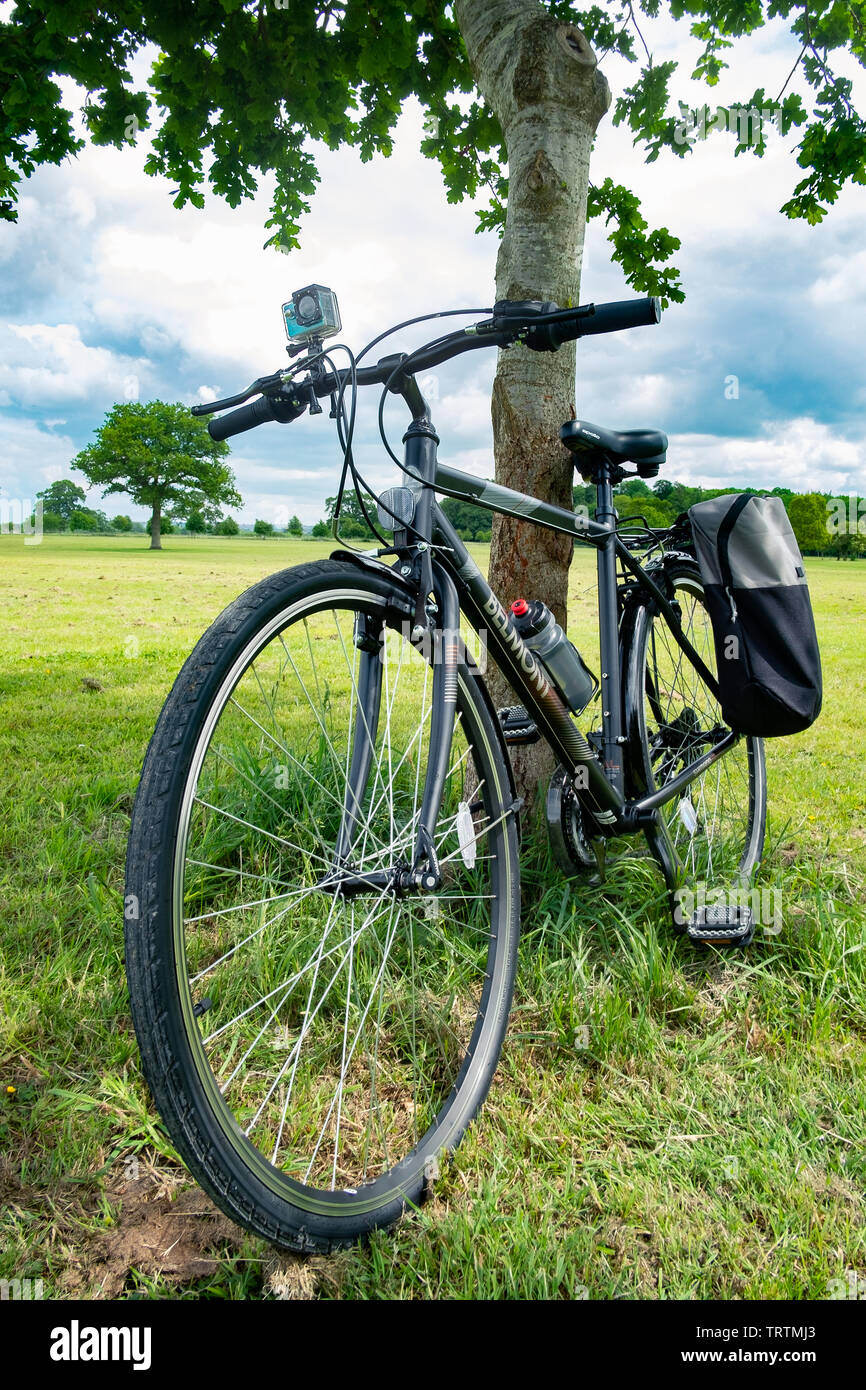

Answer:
[594,457,617,528]
[593,456,625,798]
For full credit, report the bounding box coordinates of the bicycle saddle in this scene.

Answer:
[560,419,668,470]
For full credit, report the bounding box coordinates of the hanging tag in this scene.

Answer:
[456,801,477,868]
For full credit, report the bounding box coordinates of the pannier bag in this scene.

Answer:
[687,494,822,738]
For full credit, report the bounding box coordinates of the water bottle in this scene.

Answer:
[510,598,597,714]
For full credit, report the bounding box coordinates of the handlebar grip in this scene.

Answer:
[207,392,305,441]
[569,297,661,341]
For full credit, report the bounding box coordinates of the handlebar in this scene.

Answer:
[206,391,309,441]
[197,296,661,441]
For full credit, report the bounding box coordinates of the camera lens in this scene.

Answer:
[295,292,319,325]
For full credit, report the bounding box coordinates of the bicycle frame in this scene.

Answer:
[336,383,740,892]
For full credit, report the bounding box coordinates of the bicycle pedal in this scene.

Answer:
[685,904,755,947]
[498,705,540,745]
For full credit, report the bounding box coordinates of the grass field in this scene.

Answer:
[1,533,864,1300]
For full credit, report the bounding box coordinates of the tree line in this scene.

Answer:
[31,473,865,559]
[438,480,864,559]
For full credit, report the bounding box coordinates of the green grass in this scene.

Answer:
[0,533,864,1300]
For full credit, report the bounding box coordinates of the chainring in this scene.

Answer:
[545,764,600,879]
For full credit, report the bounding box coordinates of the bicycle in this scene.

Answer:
[124,290,766,1252]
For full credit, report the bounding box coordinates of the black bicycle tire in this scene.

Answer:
[124,559,520,1252]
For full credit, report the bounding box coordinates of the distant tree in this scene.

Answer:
[36,479,86,523]
[311,520,330,538]
[215,516,240,536]
[653,480,674,501]
[324,492,377,540]
[253,519,274,538]
[146,514,175,535]
[441,497,492,536]
[667,482,706,515]
[69,508,98,531]
[788,493,829,555]
[71,400,240,550]
[615,495,674,527]
[185,507,207,536]
[828,532,866,560]
[287,514,303,537]
[40,510,64,532]
[6,0,866,807]
[113,513,133,531]
[615,478,652,498]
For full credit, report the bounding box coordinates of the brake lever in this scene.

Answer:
[191,371,286,417]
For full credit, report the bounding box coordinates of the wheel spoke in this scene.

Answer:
[147,580,518,1220]
[636,567,764,892]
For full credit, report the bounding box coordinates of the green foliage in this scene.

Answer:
[2,1,864,297]
[40,510,64,532]
[828,531,866,559]
[112,514,132,532]
[787,492,830,554]
[311,520,330,538]
[146,514,174,535]
[0,1,469,249]
[587,178,683,304]
[287,514,303,537]
[324,490,378,540]
[576,476,841,538]
[71,400,240,545]
[440,495,493,537]
[184,507,207,535]
[36,479,86,522]
[69,508,98,532]
[253,518,274,537]
[215,515,240,536]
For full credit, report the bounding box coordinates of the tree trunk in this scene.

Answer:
[455,0,609,801]
[150,500,162,550]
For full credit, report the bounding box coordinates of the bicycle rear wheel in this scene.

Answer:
[125,559,519,1251]
[624,559,766,899]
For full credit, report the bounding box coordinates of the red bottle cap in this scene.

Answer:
[511,598,529,617]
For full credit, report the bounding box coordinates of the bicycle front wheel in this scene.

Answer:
[624,560,766,896]
[125,559,520,1251]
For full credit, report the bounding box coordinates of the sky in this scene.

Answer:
[1,6,865,528]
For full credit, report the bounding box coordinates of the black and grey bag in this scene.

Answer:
[688,494,822,738]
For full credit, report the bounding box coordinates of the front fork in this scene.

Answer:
[330,562,459,893]
[331,405,458,894]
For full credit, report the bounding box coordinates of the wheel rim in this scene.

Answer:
[170,587,512,1210]
[635,571,765,887]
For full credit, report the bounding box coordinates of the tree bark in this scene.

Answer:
[150,499,162,550]
[455,0,609,800]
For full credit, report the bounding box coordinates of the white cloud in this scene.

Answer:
[2,323,151,406]
[671,418,866,493]
[0,17,864,522]
[0,416,79,496]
